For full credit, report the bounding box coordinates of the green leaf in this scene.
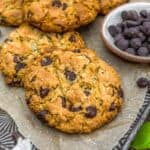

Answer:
[131,122,150,150]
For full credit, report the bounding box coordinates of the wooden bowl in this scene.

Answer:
[101,2,150,63]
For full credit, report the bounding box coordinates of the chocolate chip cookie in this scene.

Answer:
[23,49,123,133]
[23,0,100,32]
[100,0,129,15]
[0,24,85,86]
[0,0,23,26]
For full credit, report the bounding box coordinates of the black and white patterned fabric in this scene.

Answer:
[113,89,150,150]
[0,109,38,150]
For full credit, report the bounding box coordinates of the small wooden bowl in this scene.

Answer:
[101,2,150,63]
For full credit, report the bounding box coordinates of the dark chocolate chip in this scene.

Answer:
[41,57,52,66]
[109,103,116,111]
[85,106,97,118]
[84,90,90,96]
[69,35,76,42]
[37,110,48,123]
[108,25,120,37]
[31,76,36,82]
[73,49,81,53]
[137,47,149,56]
[136,77,149,88]
[8,78,21,87]
[15,62,25,72]
[52,0,62,8]
[114,34,124,43]
[125,48,136,55]
[118,88,124,98]
[13,55,22,63]
[26,96,32,105]
[40,88,49,98]
[69,105,82,112]
[64,69,76,81]
[124,28,139,39]
[125,20,140,27]
[60,96,66,108]
[62,3,68,10]
[121,11,129,20]
[130,38,142,49]
[140,10,148,18]
[115,38,129,50]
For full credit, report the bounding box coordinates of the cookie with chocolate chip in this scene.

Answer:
[23,0,100,32]
[23,49,123,133]
[0,24,85,86]
[0,0,23,26]
[99,0,129,15]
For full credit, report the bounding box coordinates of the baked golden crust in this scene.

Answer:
[0,24,85,86]
[100,0,129,15]
[0,0,23,26]
[23,0,100,32]
[23,49,123,133]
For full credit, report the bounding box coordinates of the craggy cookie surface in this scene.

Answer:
[0,0,23,26]
[100,0,129,15]
[23,0,100,32]
[23,49,123,133]
[0,24,85,86]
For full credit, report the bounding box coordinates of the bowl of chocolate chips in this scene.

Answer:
[101,2,150,63]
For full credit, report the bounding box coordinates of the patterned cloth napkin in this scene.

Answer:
[0,109,38,150]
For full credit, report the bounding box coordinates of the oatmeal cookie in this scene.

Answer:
[0,24,85,86]
[0,0,23,26]
[23,0,100,32]
[23,49,123,133]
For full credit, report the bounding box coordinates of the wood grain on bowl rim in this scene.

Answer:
[101,2,150,63]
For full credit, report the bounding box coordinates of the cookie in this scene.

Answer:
[0,0,23,26]
[23,0,100,32]
[0,24,85,86]
[100,0,129,15]
[23,49,123,133]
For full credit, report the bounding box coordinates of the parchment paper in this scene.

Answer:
[0,0,149,150]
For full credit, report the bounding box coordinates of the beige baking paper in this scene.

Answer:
[0,0,149,149]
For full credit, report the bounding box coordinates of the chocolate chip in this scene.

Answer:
[130,38,142,49]
[84,90,90,96]
[115,38,129,50]
[85,106,97,118]
[26,96,32,105]
[121,11,129,21]
[13,55,22,63]
[52,0,62,8]
[108,25,120,37]
[73,49,81,53]
[124,28,139,39]
[114,34,124,43]
[140,10,148,18]
[69,105,82,112]
[136,77,149,88]
[62,3,68,10]
[8,79,21,87]
[109,103,116,111]
[118,88,124,98]
[15,62,25,72]
[41,57,52,66]
[126,20,140,27]
[64,69,76,81]
[37,110,48,123]
[69,35,76,42]
[60,96,66,108]
[31,76,36,82]
[125,48,136,55]
[137,47,149,56]
[40,88,49,98]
